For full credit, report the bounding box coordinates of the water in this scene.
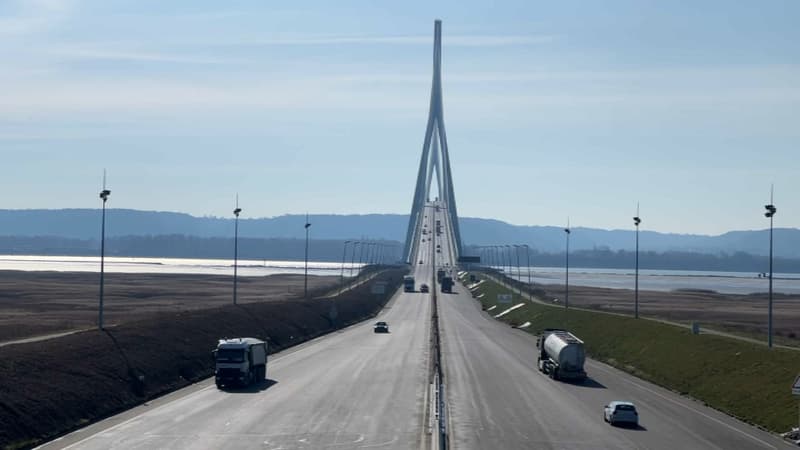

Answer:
[494,266,800,295]
[0,255,362,278]
[3,255,798,295]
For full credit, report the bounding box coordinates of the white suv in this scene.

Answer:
[604,401,639,426]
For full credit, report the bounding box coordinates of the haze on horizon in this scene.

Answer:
[1,0,797,235]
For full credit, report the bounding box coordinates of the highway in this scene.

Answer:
[40,239,437,450]
[38,203,792,449]
[429,206,792,449]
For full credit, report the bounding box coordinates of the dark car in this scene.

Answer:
[420,284,430,293]
[374,321,389,333]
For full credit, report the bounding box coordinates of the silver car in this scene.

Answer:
[603,401,639,426]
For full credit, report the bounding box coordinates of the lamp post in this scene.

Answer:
[633,205,641,319]
[98,175,111,330]
[348,241,360,287]
[564,221,570,310]
[304,214,311,299]
[340,240,351,288]
[522,244,532,301]
[513,244,523,295]
[504,244,512,287]
[233,198,242,305]
[357,239,366,279]
[765,187,777,348]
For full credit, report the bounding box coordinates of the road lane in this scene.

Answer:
[438,274,792,449]
[40,263,433,450]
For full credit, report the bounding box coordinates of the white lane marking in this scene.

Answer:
[590,363,778,449]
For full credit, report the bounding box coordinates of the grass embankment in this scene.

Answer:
[0,267,407,450]
[461,272,800,434]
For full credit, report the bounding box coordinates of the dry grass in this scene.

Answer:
[0,270,337,342]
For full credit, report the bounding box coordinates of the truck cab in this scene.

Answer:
[214,338,268,389]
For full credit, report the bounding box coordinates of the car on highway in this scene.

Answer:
[603,401,639,426]
[374,321,389,333]
[420,283,429,293]
[419,260,424,264]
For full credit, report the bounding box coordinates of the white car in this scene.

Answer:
[603,401,639,426]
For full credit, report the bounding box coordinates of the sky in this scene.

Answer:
[1,0,798,235]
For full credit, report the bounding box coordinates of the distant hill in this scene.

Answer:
[0,209,798,258]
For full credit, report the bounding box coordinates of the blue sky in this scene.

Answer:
[1,0,798,235]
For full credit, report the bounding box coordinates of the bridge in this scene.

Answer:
[38,21,790,450]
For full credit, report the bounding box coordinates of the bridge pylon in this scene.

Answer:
[402,20,464,263]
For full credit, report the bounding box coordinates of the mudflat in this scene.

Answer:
[539,282,800,345]
[0,270,337,342]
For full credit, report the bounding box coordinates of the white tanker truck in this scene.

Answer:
[536,329,587,381]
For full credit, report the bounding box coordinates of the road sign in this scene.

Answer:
[792,375,800,396]
[497,294,512,304]
[371,281,388,295]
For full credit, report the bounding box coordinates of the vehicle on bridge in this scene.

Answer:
[213,338,267,389]
[604,401,639,426]
[437,268,446,283]
[537,329,587,381]
[374,321,389,333]
[420,283,430,293]
[441,276,453,293]
[403,275,415,292]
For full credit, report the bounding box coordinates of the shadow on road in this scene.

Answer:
[573,378,607,389]
[223,378,278,394]
[613,422,647,431]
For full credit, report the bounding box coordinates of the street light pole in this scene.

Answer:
[765,187,777,348]
[98,173,111,330]
[634,205,641,319]
[348,241,360,286]
[340,240,351,288]
[564,221,571,310]
[523,244,532,301]
[233,197,242,305]
[304,214,312,299]
[357,239,366,279]
[514,244,522,295]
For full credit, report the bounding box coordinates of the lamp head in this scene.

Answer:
[99,189,111,200]
[233,207,242,216]
[633,216,641,226]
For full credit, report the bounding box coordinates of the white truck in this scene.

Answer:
[214,337,268,389]
[536,329,587,381]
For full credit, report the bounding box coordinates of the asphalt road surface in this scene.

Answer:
[430,210,791,449]
[40,252,435,449]
[38,204,791,449]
